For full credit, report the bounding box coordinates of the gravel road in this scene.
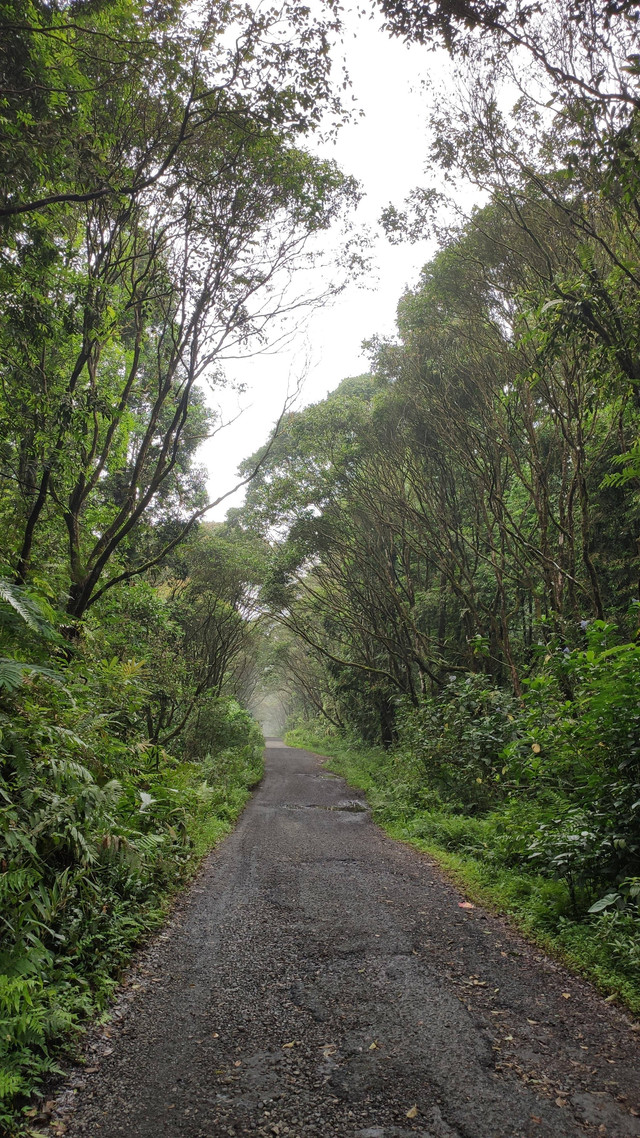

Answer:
[56,740,640,1138]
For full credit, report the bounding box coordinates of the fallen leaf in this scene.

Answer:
[503,1035,514,1041]
[562,992,571,999]
[282,1040,301,1049]
[526,1019,539,1025]
[369,1041,378,1050]
[406,1105,418,1119]
[531,1117,542,1125]
[458,901,475,910]
[234,1061,242,1067]
[556,1097,567,1107]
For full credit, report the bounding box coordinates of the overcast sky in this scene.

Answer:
[201,6,452,520]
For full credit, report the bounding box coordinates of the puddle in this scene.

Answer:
[284,801,368,813]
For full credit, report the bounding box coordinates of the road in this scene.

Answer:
[58,740,640,1138]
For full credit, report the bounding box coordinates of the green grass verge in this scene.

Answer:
[285,728,640,1017]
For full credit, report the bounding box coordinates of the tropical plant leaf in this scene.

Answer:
[0,578,49,633]
[0,657,61,691]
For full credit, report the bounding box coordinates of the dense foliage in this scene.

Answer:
[240,0,640,1005]
[0,0,355,618]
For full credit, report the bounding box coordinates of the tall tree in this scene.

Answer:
[0,0,357,617]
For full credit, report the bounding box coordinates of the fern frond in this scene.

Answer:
[0,657,61,691]
[0,578,46,632]
[0,1069,25,1100]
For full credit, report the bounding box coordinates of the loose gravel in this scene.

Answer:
[52,740,640,1138]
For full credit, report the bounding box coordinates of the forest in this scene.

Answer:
[1,0,640,1132]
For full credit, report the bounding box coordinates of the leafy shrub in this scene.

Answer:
[182,697,263,762]
[497,625,640,894]
[395,675,520,810]
[588,908,640,973]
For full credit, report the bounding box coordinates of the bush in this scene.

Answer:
[182,697,263,762]
[395,675,520,811]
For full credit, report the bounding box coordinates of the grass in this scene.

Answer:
[285,728,640,1017]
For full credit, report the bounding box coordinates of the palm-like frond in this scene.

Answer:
[0,658,61,692]
[0,579,48,633]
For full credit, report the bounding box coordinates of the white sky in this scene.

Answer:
[201,7,451,519]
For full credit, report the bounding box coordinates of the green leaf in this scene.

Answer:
[588,893,620,914]
[0,657,61,691]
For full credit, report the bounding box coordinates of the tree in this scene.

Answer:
[380,1,640,408]
[239,187,640,742]
[0,0,358,618]
[1,0,345,220]
[378,0,640,112]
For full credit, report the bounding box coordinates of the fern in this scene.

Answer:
[0,578,45,633]
[0,656,61,692]
[0,1069,25,1101]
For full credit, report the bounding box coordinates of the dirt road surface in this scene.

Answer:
[56,740,640,1138]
